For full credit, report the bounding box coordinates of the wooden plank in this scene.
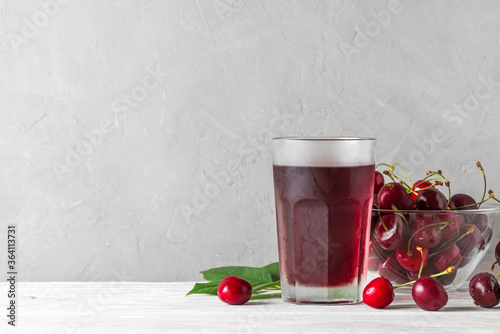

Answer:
[2,282,500,333]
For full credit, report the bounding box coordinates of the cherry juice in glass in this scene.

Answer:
[272,137,376,304]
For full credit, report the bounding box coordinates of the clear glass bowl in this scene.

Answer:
[368,205,500,291]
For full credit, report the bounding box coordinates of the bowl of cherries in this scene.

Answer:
[368,162,500,297]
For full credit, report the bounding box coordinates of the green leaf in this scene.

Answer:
[186,281,219,296]
[187,262,280,296]
[200,262,280,284]
[186,279,274,297]
[187,262,281,296]
[263,262,280,281]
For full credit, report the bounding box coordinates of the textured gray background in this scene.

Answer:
[1,0,500,281]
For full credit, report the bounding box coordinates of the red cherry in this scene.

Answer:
[457,224,485,267]
[374,171,385,195]
[363,277,395,308]
[467,214,488,232]
[407,263,457,286]
[217,276,252,305]
[469,272,500,308]
[396,244,428,272]
[412,277,448,311]
[416,188,448,210]
[410,214,442,248]
[407,264,437,282]
[450,193,478,210]
[377,182,415,210]
[411,180,433,202]
[438,212,464,240]
[373,214,407,251]
[378,255,408,284]
[431,244,462,272]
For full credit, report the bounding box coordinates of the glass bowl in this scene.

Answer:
[368,205,500,291]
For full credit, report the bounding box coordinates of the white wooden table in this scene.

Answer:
[3,282,500,333]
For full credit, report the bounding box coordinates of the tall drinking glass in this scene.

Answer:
[272,137,376,304]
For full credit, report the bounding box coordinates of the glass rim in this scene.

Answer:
[272,136,376,142]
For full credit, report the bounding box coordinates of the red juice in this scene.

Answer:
[273,164,374,289]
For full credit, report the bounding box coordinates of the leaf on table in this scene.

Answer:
[187,262,281,296]
[186,281,219,296]
[200,262,280,284]
[263,262,280,281]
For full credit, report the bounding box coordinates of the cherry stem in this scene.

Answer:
[416,246,424,279]
[393,212,410,230]
[437,216,456,232]
[393,266,455,289]
[376,162,392,170]
[377,163,412,189]
[393,163,413,188]
[431,225,476,258]
[491,261,497,272]
[445,181,451,209]
[427,218,461,258]
[407,181,438,196]
[424,170,449,188]
[423,170,453,207]
[413,180,428,188]
[454,196,492,209]
[422,177,446,184]
[252,280,281,292]
[423,174,447,184]
[384,170,397,183]
[489,191,500,204]
[407,221,451,256]
[250,293,281,300]
[477,161,487,209]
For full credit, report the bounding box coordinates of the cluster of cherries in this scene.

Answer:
[365,162,500,310]
[216,162,500,309]
[366,238,500,310]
